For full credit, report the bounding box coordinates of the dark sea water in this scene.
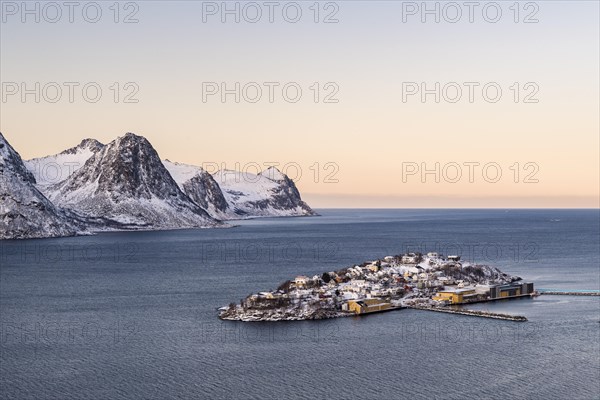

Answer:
[1,209,599,400]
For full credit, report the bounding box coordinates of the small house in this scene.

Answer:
[294,276,309,287]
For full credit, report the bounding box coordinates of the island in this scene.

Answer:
[219,252,536,322]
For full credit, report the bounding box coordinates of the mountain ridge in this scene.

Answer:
[47,133,221,230]
[1,131,317,239]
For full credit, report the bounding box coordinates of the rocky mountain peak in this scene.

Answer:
[90,132,179,200]
[48,133,219,229]
[60,138,104,155]
[259,166,287,182]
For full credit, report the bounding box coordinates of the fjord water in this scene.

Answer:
[1,209,599,399]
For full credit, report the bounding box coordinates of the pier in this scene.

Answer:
[406,305,528,322]
[538,289,599,296]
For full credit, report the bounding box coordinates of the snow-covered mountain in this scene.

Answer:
[164,160,315,219]
[213,166,316,218]
[25,138,104,187]
[165,163,315,219]
[1,131,317,239]
[46,133,221,230]
[0,133,86,239]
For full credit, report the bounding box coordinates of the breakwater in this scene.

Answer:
[538,289,599,296]
[406,305,528,322]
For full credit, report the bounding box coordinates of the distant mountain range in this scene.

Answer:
[1,132,315,240]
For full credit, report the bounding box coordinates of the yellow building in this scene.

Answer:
[432,288,476,304]
[347,299,392,314]
[432,291,455,303]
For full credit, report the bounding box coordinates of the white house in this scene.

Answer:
[294,276,309,287]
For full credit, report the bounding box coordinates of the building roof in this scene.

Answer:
[439,287,476,294]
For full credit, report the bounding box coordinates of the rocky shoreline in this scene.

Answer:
[219,308,350,322]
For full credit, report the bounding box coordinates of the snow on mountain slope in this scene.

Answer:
[213,167,316,218]
[5,131,315,238]
[0,133,85,239]
[48,133,222,230]
[164,159,315,219]
[163,161,230,218]
[259,166,287,181]
[25,139,104,187]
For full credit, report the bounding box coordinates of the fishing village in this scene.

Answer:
[219,252,546,322]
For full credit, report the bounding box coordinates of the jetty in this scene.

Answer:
[538,289,599,297]
[406,305,528,322]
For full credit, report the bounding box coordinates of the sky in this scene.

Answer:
[1,1,598,208]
